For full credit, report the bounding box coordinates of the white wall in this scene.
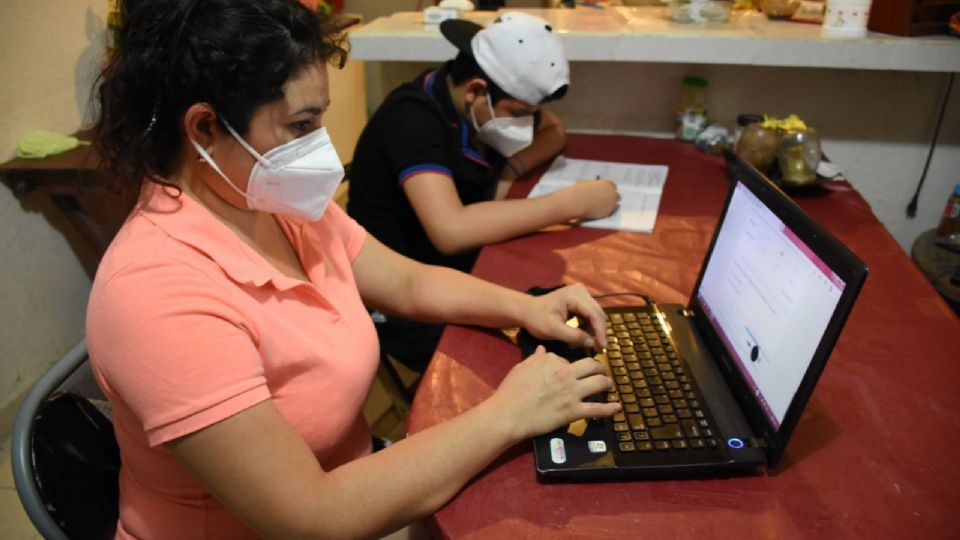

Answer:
[0,2,374,439]
[0,1,107,436]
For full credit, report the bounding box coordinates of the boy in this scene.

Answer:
[348,12,619,371]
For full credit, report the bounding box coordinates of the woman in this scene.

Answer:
[88,1,620,538]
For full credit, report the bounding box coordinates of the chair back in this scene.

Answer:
[11,339,120,540]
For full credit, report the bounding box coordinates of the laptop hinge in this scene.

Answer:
[748,437,768,449]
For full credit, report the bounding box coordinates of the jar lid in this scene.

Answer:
[682,76,708,88]
[736,114,763,126]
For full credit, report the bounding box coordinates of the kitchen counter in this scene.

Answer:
[348,7,960,72]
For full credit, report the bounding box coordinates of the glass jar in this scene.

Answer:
[735,122,780,173]
[733,113,764,148]
[777,128,821,186]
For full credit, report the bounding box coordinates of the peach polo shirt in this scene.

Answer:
[86,183,379,539]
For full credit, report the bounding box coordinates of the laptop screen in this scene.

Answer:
[695,182,846,430]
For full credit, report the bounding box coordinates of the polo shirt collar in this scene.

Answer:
[136,182,316,293]
[422,61,460,125]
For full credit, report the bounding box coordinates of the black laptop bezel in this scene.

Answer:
[688,155,868,468]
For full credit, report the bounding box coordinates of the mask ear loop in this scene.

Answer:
[189,138,260,207]
[484,93,498,123]
[468,85,496,132]
[220,120,275,171]
[469,97,483,132]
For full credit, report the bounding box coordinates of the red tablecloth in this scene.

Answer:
[408,134,960,539]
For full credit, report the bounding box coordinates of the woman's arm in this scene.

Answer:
[353,234,607,349]
[167,348,618,539]
[163,222,624,539]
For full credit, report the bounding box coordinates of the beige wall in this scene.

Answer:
[0,2,108,437]
[0,2,371,439]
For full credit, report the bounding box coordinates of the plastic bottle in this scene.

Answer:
[676,76,708,142]
[936,183,960,237]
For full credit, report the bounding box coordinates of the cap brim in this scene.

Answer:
[440,19,483,56]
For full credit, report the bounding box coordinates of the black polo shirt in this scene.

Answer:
[347,61,535,273]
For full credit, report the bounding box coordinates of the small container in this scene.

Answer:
[735,122,780,172]
[669,0,732,23]
[733,113,764,148]
[821,0,873,38]
[937,184,960,237]
[676,76,708,142]
[761,0,801,19]
[777,128,821,186]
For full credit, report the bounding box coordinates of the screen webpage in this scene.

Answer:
[696,182,845,429]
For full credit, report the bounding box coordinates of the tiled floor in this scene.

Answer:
[0,437,41,540]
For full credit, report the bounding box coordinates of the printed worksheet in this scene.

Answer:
[528,156,668,232]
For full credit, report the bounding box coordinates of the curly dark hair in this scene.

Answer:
[94,0,347,193]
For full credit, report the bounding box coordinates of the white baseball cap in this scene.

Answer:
[440,12,570,105]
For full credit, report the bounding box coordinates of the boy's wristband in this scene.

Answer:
[504,155,528,179]
[512,155,528,175]
[503,158,522,179]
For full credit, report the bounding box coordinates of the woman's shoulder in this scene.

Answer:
[94,213,221,290]
[87,213,258,374]
[88,214,246,343]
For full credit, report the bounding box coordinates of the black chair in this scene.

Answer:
[10,337,399,540]
[11,339,120,540]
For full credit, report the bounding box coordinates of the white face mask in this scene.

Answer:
[470,95,534,158]
[191,120,344,221]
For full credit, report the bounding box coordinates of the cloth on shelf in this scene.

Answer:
[16,130,86,159]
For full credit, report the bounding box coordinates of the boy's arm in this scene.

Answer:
[403,170,618,255]
[494,108,565,199]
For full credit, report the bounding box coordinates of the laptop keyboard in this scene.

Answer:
[603,310,720,453]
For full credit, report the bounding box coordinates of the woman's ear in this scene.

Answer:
[183,103,218,152]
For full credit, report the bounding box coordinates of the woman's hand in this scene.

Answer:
[488,345,621,440]
[520,282,608,350]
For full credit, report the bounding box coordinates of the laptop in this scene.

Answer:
[526,153,868,481]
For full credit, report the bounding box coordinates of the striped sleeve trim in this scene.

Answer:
[399,164,452,185]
